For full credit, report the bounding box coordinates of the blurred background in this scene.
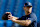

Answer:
[0,0,40,27]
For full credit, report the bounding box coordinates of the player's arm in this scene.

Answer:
[12,19,31,26]
[8,15,31,26]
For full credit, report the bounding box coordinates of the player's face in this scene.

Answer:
[23,6,32,13]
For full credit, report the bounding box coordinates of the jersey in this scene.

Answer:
[18,12,37,27]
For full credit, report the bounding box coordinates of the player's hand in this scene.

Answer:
[8,14,12,20]
[8,14,16,21]
[6,12,11,14]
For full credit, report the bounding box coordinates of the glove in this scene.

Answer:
[2,12,11,20]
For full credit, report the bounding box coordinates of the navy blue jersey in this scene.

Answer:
[18,12,37,27]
